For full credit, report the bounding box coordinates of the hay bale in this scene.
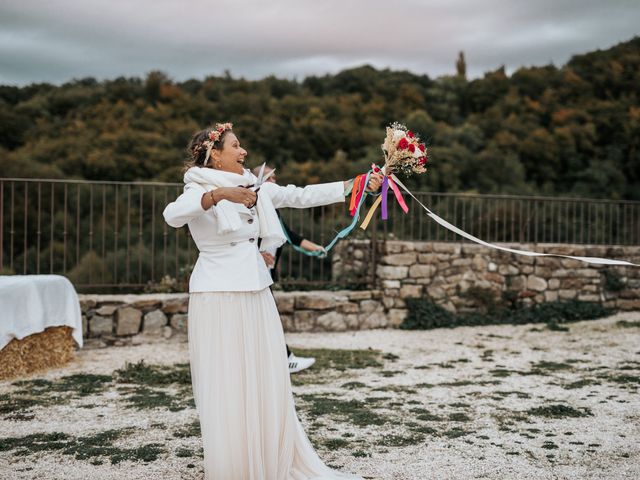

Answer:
[0,326,76,380]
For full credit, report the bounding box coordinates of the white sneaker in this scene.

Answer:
[288,353,315,373]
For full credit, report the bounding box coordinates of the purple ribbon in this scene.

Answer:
[381,176,389,220]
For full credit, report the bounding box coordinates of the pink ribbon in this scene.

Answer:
[387,177,409,213]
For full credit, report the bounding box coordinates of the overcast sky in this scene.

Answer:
[1,0,638,85]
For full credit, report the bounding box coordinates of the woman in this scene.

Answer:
[163,123,382,480]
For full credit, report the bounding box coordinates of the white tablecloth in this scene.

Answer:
[0,275,83,350]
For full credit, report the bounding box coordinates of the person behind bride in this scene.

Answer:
[163,122,382,479]
[252,163,325,375]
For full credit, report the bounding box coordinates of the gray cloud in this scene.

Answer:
[0,0,638,85]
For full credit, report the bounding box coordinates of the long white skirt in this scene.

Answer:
[188,288,362,480]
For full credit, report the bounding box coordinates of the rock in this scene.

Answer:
[509,275,527,290]
[170,314,188,333]
[386,309,406,327]
[293,311,317,332]
[281,315,295,332]
[382,297,395,309]
[578,294,601,302]
[400,285,423,299]
[296,293,347,310]
[274,294,295,313]
[544,291,558,302]
[376,265,409,280]
[559,289,577,299]
[408,265,436,278]
[361,312,388,328]
[90,316,113,336]
[383,242,404,254]
[433,244,461,254]
[79,298,97,311]
[316,312,347,331]
[82,315,88,337]
[616,299,640,310]
[417,253,438,264]
[95,305,118,316]
[337,302,359,314]
[498,264,519,275]
[526,275,548,292]
[548,279,560,290]
[133,299,162,310]
[472,256,488,270]
[426,285,446,300]
[452,258,472,267]
[116,307,142,336]
[143,310,168,335]
[382,253,417,266]
[360,300,381,313]
[353,249,364,260]
[561,278,584,289]
[382,280,401,289]
[163,326,173,339]
[488,262,497,272]
[576,269,600,278]
[484,273,505,284]
[161,299,187,314]
[347,291,372,301]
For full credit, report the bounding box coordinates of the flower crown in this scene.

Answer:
[201,122,233,166]
[381,122,428,176]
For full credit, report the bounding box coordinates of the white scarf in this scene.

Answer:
[183,166,286,252]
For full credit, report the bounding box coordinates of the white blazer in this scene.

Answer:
[163,180,345,292]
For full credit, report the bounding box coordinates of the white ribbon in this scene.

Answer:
[390,173,640,267]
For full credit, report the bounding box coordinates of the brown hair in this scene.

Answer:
[183,126,233,172]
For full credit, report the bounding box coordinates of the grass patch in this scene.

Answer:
[114,361,190,386]
[118,386,193,411]
[527,404,593,418]
[299,394,390,427]
[323,438,351,450]
[173,420,202,439]
[0,428,165,464]
[530,361,573,371]
[562,379,602,389]
[449,413,472,422]
[616,320,640,328]
[376,433,425,447]
[402,299,612,330]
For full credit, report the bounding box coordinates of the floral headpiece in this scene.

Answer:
[381,122,428,176]
[202,122,233,166]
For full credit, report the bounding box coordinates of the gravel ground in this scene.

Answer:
[1,311,639,480]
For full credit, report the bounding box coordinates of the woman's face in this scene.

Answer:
[211,133,247,175]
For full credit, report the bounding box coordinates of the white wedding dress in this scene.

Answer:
[188,287,362,480]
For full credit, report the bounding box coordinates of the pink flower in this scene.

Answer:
[398,138,409,150]
[407,130,415,138]
[408,144,416,153]
[419,157,427,165]
[418,144,425,152]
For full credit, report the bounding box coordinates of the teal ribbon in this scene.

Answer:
[280,169,375,256]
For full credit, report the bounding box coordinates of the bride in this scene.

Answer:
[163,122,382,479]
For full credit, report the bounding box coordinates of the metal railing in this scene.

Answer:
[1,178,639,291]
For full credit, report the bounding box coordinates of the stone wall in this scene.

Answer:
[78,289,393,347]
[79,241,639,345]
[333,240,640,324]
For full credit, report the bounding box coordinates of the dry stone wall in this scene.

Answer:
[78,240,639,345]
[333,240,640,325]
[78,289,391,346]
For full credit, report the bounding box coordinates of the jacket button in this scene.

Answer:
[230,242,237,246]
[249,238,255,243]
[248,218,254,224]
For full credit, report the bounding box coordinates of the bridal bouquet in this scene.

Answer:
[380,122,428,176]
